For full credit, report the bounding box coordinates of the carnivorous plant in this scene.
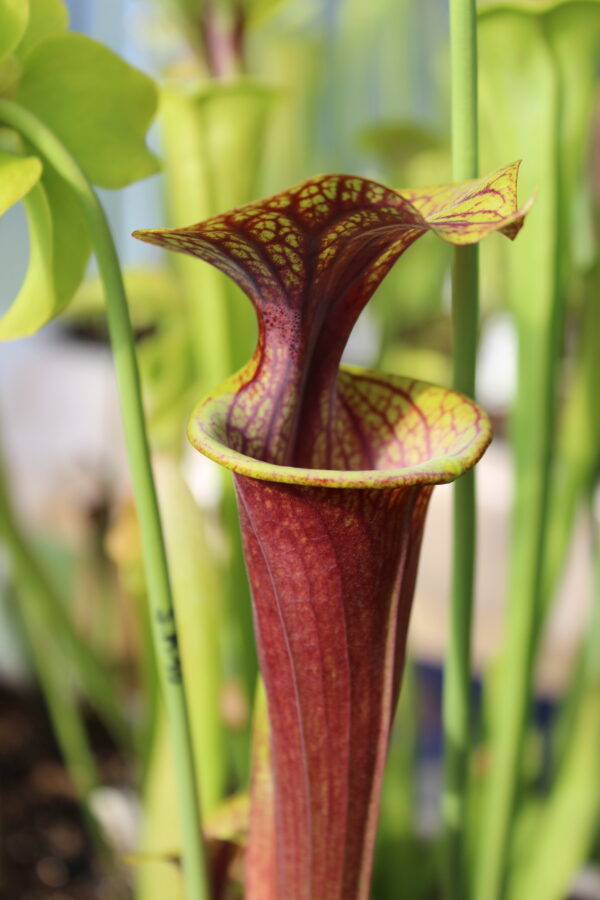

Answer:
[135,163,528,899]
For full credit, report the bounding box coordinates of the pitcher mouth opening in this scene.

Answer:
[187,364,492,490]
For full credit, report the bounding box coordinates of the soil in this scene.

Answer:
[0,684,132,900]
[2,680,596,900]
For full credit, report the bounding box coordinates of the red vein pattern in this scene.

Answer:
[134,163,527,469]
[237,478,431,900]
[133,162,528,900]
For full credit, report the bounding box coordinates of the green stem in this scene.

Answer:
[0,99,211,900]
[442,2,479,897]
[449,0,479,179]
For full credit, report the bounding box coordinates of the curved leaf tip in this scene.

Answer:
[400,160,532,244]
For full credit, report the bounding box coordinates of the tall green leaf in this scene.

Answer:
[543,265,600,606]
[0,179,54,338]
[153,453,226,815]
[475,3,600,897]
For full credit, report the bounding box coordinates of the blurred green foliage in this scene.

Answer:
[1,0,600,897]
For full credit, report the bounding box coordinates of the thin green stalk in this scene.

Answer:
[0,99,211,900]
[442,2,479,897]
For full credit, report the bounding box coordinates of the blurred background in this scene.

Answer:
[1,0,599,898]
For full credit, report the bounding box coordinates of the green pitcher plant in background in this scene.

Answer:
[476,3,600,898]
[135,162,529,899]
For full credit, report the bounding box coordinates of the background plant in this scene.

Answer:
[0,0,599,898]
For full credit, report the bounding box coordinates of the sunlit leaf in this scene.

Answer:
[14,33,159,188]
[16,0,68,59]
[0,149,41,216]
[0,179,55,339]
[0,0,29,62]
[0,165,91,338]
